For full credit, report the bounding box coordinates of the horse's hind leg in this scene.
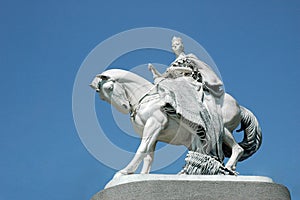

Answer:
[223,128,244,171]
[222,93,244,171]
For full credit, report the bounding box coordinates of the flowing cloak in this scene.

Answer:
[157,76,224,160]
[161,53,225,160]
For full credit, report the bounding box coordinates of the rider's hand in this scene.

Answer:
[148,63,154,71]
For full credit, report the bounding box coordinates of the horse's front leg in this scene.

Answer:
[115,112,167,177]
[141,141,157,174]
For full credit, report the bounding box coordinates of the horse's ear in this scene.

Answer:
[96,74,110,80]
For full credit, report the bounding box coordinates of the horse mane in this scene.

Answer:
[100,69,152,86]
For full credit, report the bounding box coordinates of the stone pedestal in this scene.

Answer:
[91,174,290,200]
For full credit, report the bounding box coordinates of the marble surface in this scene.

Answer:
[105,174,273,189]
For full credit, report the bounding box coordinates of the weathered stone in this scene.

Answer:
[91,175,290,200]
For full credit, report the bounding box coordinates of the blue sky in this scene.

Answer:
[1,0,299,199]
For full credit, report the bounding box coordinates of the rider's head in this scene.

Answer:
[172,36,184,56]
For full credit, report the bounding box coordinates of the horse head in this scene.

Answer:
[90,73,131,114]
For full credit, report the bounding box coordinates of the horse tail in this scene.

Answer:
[237,106,262,161]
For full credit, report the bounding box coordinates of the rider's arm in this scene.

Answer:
[148,63,162,78]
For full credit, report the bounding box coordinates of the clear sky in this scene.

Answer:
[1,0,299,199]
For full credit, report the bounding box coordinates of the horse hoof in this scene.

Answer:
[224,166,238,175]
[113,171,127,179]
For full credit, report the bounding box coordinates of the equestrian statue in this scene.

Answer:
[90,37,262,178]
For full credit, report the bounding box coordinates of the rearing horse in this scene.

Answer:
[90,69,262,177]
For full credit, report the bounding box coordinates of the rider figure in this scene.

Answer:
[149,36,225,160]
[149,36,243,171]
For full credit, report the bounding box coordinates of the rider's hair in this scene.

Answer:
[172,36,183,44]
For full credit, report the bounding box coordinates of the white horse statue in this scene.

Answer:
[90,69,262,177]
